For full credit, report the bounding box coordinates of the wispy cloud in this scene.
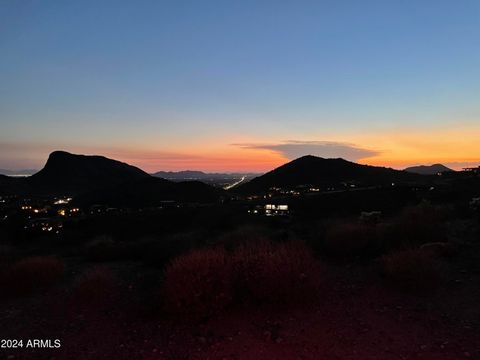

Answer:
[234,140,381,162]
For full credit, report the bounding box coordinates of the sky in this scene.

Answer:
[1,0,479,172]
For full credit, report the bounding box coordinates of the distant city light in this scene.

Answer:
[54,197,72,205]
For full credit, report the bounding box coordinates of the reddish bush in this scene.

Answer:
[1,256,65,296]
[71,266,118,309]
[381,249,443,293]
[163,248,233,320]
[233,241,322,304]
[162,241,323,319]
[324,222,375,256]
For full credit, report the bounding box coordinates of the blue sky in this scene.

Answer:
[1,0,479,171]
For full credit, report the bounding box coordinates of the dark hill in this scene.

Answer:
[74,177,222,207]
[0,174,29,195]
[404,164,453,175]
[28,151,150,195]
[0,151,223,204]
[237,155,424,194]
[0,174,11,183]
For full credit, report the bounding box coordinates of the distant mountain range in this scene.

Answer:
[0,169,37,176]
[0,151,222,206]
[152,170,260,181]
[236,155,425,194]
[404,164,453,175]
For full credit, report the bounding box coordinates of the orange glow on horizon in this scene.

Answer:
[117,147,289,173]
[351,124,480,170]
[3,124,479,173]
[90,124,480,172]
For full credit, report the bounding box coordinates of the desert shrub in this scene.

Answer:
[378,202,448,251]
[217,225,275,250]
[141,232,199,267]
[163,248,233,320]
[162,241,323,320]
[84,235,118,262]
[292,220,327,255]
[233,241,322,304]
[381,249,443,294]
[71,266,118,309]
[84,232,201,265]
[324,222,376,256]
[1,256,65,297]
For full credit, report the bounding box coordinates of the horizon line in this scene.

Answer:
[2,151,479,174]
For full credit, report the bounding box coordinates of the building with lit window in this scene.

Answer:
[264,204,289,216]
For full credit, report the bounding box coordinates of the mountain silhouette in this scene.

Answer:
[404,164,453,175]
[153,170,209,179]
[237,155,423,194]
[0,151,223,205]
[28,151,150,195]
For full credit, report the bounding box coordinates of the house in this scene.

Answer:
[247,203,290,216]
[264,204,289,216]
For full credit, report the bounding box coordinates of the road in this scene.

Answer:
[224,176,246,190]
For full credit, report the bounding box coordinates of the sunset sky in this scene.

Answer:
[1,0,479,172]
